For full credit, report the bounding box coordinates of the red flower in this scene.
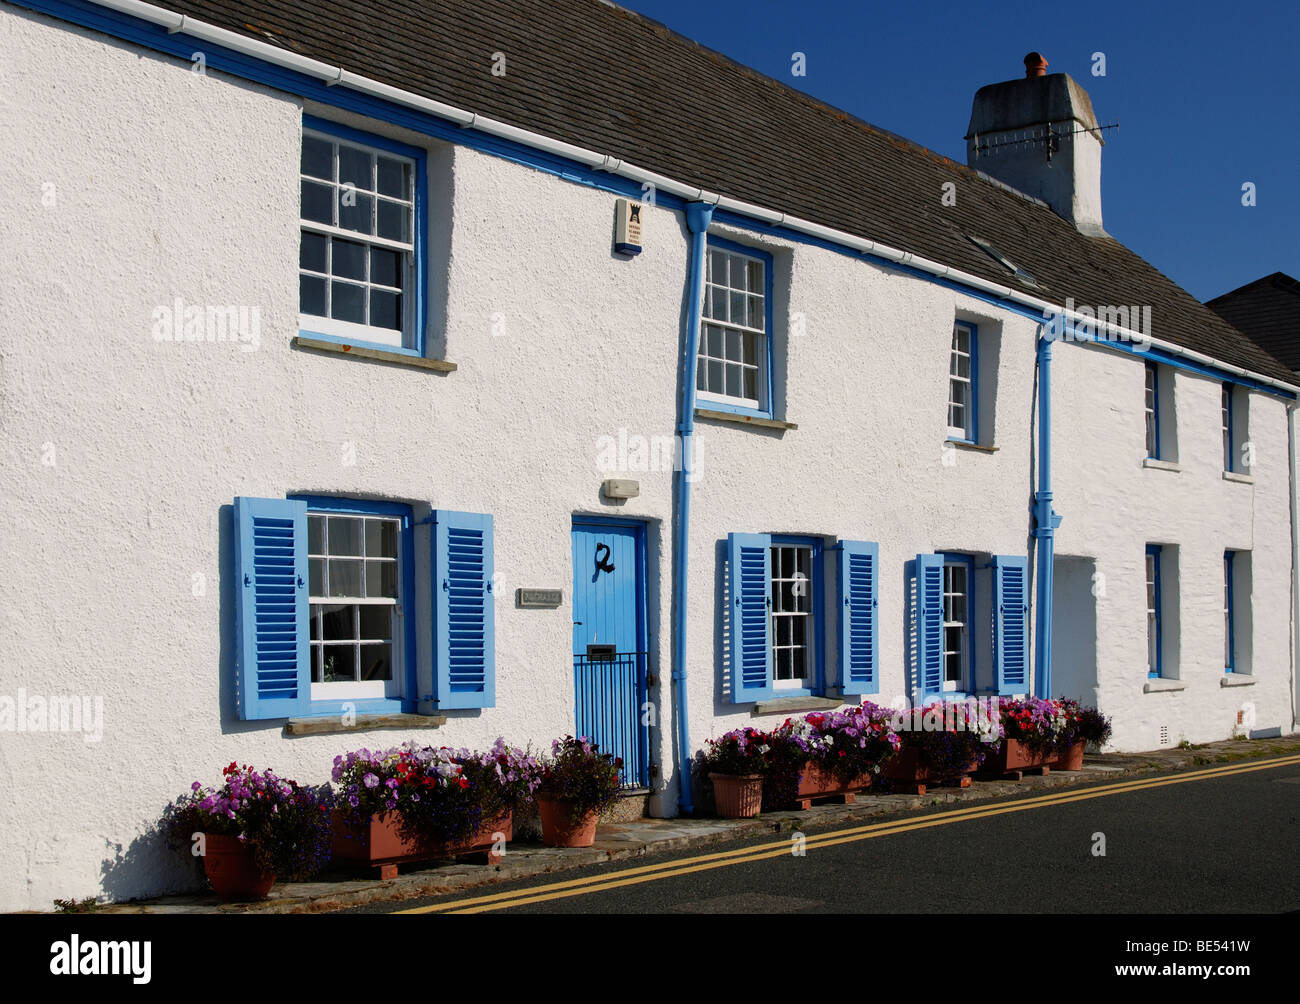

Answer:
[457,777,470,789]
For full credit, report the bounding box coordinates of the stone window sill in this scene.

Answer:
[1143,678,1186,693]
[1143,458,1181,473]
[753,696,842,715]
[946,439,999,454]
[696,408,797,431]
[294,335,457,372]
[285,712,448,736]
[1222,470,1255,485]
[1220,673,1256,687]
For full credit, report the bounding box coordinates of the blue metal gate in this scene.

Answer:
[571,519,649,789]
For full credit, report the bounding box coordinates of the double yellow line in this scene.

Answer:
[395,754,1300,914]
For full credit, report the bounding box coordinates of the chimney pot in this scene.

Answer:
[1024,52,1048,77]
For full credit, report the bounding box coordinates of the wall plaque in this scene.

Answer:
[516,588,563,608]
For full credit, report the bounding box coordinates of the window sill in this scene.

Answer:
[1142,458,1181,473]
[753,696,842,715]
[294,335,457,373]
[696,408,797,431]
[945,439,998,454]
[1220,673,1256,687]
[284,712,448,736]
[1222,470,1255,485]
[1142,678,1186,693]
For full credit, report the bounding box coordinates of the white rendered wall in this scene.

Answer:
[1,8,1294,910]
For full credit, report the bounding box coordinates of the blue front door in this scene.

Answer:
[571,518,649,788]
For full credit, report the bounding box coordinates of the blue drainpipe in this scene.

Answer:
[1033,327,1063,698]
[672,201,715,816]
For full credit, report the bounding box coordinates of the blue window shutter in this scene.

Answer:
[992,555,1029,694]
[432,510,495,709]
[728,532,774,702]
[233,497,309,720]
[915,553,945,700]
[837,540,879,695]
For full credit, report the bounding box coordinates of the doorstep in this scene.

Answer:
[92,733,1300,915]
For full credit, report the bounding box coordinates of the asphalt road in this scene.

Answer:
[358,756,1300,914]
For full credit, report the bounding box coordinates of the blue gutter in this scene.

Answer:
[1033,329,1062,698]
[672,201,715,816]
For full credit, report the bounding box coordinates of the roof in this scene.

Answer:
[1207,273,1300,373]
[149,0,1296,385]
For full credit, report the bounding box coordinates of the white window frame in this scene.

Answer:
[941,559,970,692]
[1144,362,1160,459]
[698,242,769,411]
[947,322,975,442]
[299,128,417,349]
[1145,547,1162,678]
[308,511,404,701]
[770,542,814,691]
[1221,384,1232,472]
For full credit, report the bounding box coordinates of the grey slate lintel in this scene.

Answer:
[696,408,797,431]
[285,713,448,736]
[753,696,843,715]
[294,336,457,372]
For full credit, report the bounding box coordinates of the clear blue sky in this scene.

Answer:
[619,0,1299,301]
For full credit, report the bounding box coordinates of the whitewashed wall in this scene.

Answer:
[0,7,1293,911]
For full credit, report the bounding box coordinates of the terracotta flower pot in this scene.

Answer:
[774,760,875,809]
[331,809,512,877]
[202,832,275,902]
[797,761,873,797]
[882,747,931,794]
[979,738,1054,779]
[1054,740,1085,771]
[885,748,979,794]
[709,773,763,818]
[535,795,600,847]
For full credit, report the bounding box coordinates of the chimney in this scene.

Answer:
[966,53,1106,236]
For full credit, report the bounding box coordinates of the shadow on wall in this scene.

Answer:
[95,505,258,906]
[100,803,204,904]
[1052,555,1099,703]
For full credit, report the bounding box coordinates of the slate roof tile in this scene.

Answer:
[150,0,1296,383]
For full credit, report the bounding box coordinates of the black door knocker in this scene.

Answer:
[594,542,617,575]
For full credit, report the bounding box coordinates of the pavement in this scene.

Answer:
[89,734,1300,914]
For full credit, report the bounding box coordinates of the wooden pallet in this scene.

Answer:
[790,787,871,810]
[892,774,974,796]
[989,765,1051,782]
[369,845,504,881]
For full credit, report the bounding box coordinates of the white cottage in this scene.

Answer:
[2,0,1296,911]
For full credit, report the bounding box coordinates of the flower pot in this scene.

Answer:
[202,832,275,902]
[331,810,512,878]
[1053,740,1085,771]
[882,748,931,795]
[785,760,874,809]
[884,748,979,794]
[535,796,600,847]
[978,738,1054,779]
[709,773,763,818]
